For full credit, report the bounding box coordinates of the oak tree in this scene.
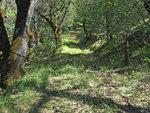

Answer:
[0,0,38,89]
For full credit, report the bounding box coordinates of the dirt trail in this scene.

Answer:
[29,33,150,113]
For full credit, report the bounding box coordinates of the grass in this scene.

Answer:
[0,31,150,113]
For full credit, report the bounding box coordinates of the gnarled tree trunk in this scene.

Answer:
[0,8,11,89]
[0,10,10,62]
[0,0,38,89]
[39,0,72,47]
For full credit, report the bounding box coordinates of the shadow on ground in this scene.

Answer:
[33,53,99,73]
[27,79,150,113]
[26,52,149,113]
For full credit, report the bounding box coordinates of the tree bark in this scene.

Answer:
[125,39,129,66]
[0,9,11,88]
[33,15,40,48]
[83,19,90,41]
[0,0,38,89]
[0,10,10,62]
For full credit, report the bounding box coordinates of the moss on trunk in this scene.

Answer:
[0,0,38,89]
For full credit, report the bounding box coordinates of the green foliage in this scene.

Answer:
[1,0,16,39]
[144,57,150,63]
[75,0,149,41]
[31,37,56,59]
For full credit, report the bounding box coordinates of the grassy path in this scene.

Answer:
[0,32,149,113]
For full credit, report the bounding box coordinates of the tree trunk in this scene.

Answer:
[0,0,38,89]
[124,39,129,66]
[33,15,40,48]
[83,19,90,41]
[0,9,11,88]
[0,10,10,62]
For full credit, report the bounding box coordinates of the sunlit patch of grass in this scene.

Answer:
[61,45,83,54]
[64,73,102,89]
[83,49,93,54]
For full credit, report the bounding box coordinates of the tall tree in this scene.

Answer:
[0,0,38,89]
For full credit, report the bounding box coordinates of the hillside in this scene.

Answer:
[0,32,149,113]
